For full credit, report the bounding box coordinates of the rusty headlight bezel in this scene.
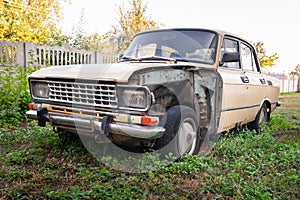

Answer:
[117,85,151,111]
[30,80,50,99]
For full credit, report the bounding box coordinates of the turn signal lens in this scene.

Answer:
[141,116,159,125]
[28,103,34,109]
[28,103,42,110]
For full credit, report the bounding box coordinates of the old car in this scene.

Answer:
[26,28,280,158]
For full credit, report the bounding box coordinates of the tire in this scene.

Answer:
[154,105,201,159]
[248,103,269,132]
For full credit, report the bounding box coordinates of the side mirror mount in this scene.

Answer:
[118,53,124,62]
[221,52,240,63]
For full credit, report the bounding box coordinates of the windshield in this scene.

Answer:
[122,29,218,64]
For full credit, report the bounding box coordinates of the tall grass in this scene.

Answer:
[0,64,38,127]
[0,93,299,199]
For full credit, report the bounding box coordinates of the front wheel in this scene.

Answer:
[154,105,201,159]
[248,103,269,132]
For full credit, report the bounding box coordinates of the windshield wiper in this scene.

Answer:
[120,55,179,63]
[138,56,177,62]
[120,56,140,62]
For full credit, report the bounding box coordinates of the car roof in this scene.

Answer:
[136,28,249,44]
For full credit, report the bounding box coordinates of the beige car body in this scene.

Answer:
[215,32,280,132]
[26,28,280,156]
[218,68,280,132]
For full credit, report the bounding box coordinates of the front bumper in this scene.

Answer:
[26,109,165,139]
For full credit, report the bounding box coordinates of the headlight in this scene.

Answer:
[31,82,50,98]
[117,86,150,111]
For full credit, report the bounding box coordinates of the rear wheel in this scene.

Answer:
[248,103,269,132]
[154,105,201,159]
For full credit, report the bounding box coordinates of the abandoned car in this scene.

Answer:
[26,28,280,157]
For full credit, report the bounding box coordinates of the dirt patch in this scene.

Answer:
[272,129,300,140]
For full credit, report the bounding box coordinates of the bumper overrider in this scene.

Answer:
[26,108,165,139]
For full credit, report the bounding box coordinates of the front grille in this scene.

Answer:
[47,80,118,108]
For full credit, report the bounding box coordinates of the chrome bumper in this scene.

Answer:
[26,110,165,139]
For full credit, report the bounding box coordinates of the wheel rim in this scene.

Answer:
[177,117,197,155]
[259,107,268,125]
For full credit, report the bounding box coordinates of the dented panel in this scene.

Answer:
[139,69,191,85]
[193,69,222,144]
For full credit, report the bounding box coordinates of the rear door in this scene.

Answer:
[240,42,267,122]
[218,37,249,131]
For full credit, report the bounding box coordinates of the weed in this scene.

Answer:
[0,94,299,199]
[0,64,38,127]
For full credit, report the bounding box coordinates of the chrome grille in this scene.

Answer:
[47,81,118,108]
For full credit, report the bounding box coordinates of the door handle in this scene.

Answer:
[259,78,266,84]
[240,76,249,83]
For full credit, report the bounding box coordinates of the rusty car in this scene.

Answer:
[26,28,281,158]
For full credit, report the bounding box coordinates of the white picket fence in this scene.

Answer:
[276,74,299,93]
[0,40,118,68]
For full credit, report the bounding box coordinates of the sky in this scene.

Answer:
[60,0,300,74]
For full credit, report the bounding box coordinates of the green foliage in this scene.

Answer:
[270,115,293,130]
[114,0,160,51]
[290,64,300,77]
[0,95,299,199]
[254,42,279,68]
[0,64,38,126]
[280,92,300,97]
[0,0,67,44]
[68,9,90,50]
[75,0,161,53]
[275,93,300,129]
[53,8,91,50]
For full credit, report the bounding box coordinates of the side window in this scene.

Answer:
[241,43,258,72]
[221,38,240,69]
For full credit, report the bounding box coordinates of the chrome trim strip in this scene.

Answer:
[221,103,260,112]
[271,101,281,106]
[222,101,281,112]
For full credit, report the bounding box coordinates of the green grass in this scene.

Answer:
[0,93,299,199]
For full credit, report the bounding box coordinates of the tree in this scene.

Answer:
[290,64,300,92]
[253,42,279,68]
[295,64,300,75]
[83,33,117,53]
[68,8,90,50]
[48,8,91,50]
[0,0,67,44]
[108,0,160,52]
[58,0,160,53]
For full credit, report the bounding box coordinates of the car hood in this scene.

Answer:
[28,62,202,82]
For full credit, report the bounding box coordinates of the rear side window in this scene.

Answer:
[241,43,258,72]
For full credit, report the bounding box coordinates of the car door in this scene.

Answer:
[218,37,249,132]
[240,42,267,122]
